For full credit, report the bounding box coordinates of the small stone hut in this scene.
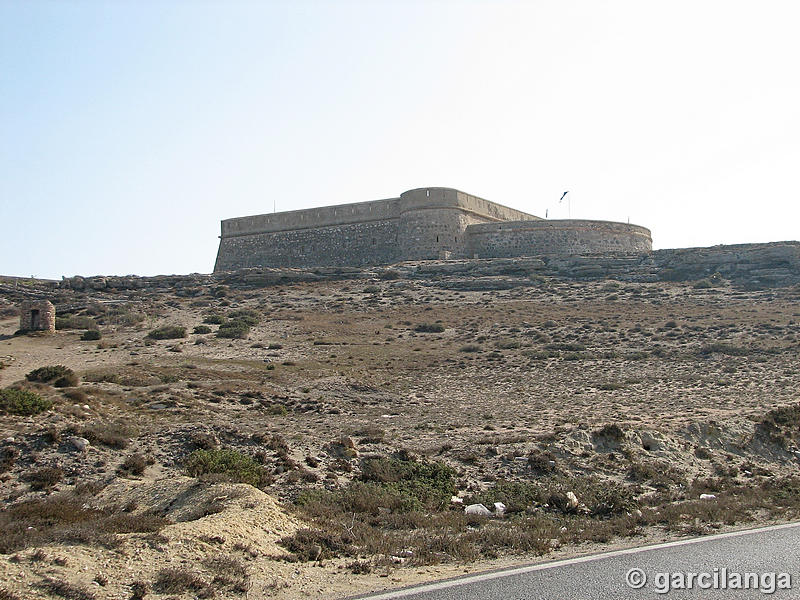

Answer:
[19,300,56,333]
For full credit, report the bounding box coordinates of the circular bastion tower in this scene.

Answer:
[396,187,652,261]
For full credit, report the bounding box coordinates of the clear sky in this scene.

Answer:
[2,0,799,279]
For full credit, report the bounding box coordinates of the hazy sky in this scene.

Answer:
[2,1,799,278]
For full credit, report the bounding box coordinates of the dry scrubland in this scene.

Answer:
[1,275,800,599]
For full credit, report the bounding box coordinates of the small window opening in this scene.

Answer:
[426,190,430,197]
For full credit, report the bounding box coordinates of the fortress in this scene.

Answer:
[213,187,652,272]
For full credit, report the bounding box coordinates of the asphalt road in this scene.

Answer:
[352,522,800,599]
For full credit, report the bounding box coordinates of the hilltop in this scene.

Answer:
[1,252,800,599]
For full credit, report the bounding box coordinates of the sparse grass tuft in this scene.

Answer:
[595,423,625,441]
[279,527,356,561]
[36,579,96,600]
[0,587,22,600]
[56,315,97,331]
[153,569,213,598]
[697,343,753,356]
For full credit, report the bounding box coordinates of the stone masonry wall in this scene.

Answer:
[466,219,653,258]
[215,218,401,270]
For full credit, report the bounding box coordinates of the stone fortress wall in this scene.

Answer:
[468,219,653,258]
[214,187,652,271]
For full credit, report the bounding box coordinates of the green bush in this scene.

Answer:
[0,389,52,416]
[192,325,212,335]
[146,325,187,340]
[216,320,250,339]
[414,323,445,333]
[203,314,225,325]
[360,457,456,510]
[26,365,78,387]
[80,330,102,341]
[297,457,456,515]
[226,309,261,326]
[185,448,272,488]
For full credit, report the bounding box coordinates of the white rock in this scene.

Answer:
[493,502,506,516]
[700,494,716,500]
[70,437,90,451]
[464,503,491,516]
[451,496,463,504]
[566,491,579,510]
[82,405,90,410]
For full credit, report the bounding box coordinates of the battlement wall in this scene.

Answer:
[220,197,401,237]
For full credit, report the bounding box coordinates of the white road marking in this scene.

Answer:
[354,521,800,599]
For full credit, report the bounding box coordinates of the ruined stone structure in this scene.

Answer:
[19,300,55,333]
[214,187,652,271]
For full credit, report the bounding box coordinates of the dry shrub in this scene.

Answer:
[63,388,88,403]
[0,495,168,554]
[25,466,64,490]
[79,422,134,449]
[353,425,385,443]
[129,582,148,600]
[118,454,149,477]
